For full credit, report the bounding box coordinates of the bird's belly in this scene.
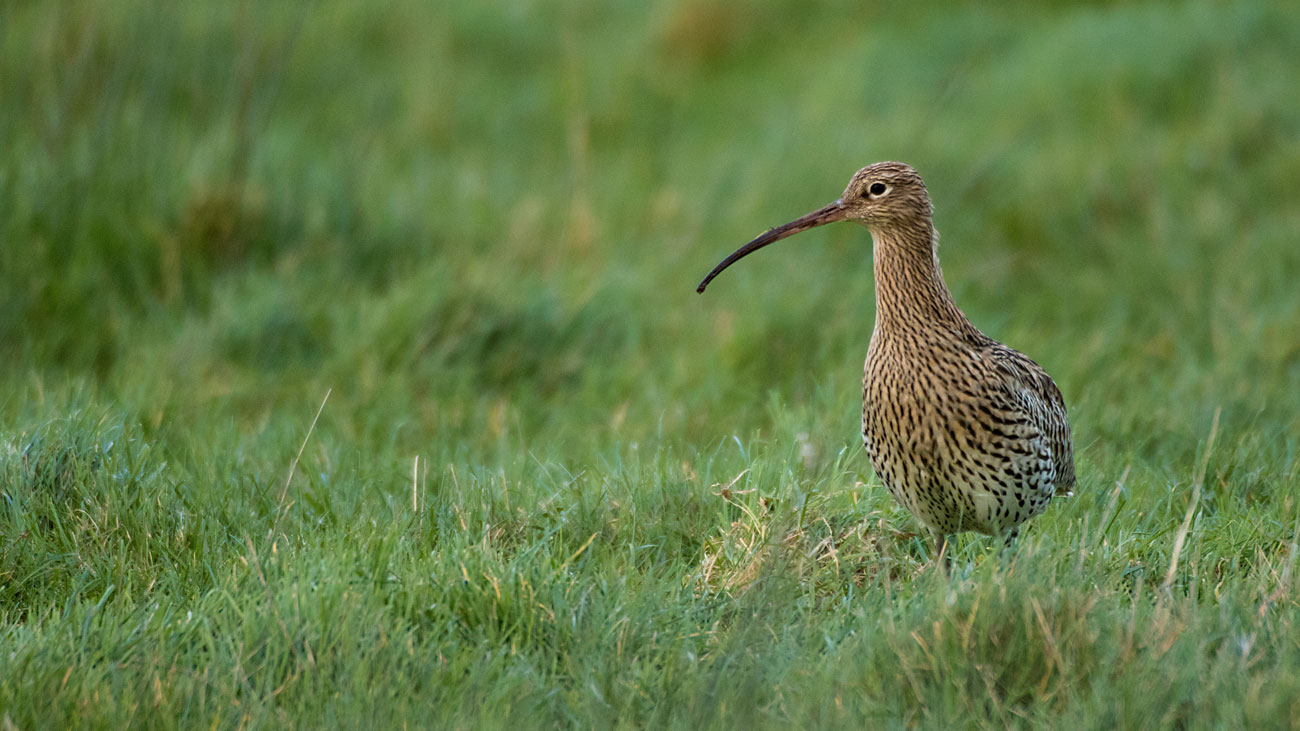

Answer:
[862,395,1044,536]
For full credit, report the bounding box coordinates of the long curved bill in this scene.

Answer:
[696,200,848,293]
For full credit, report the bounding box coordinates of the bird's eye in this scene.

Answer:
[868,182,888,197]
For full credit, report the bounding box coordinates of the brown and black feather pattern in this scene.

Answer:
[698,161,1075,563]
[851,163,1074,548]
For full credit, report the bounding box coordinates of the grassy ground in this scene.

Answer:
[3,0,1300,727]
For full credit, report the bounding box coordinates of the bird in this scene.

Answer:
[697,162,1074,568]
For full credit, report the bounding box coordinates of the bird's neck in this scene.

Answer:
[870,223,978,338]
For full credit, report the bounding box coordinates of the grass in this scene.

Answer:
[3,0,1300,727]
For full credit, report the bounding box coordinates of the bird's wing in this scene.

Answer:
[987,346,1076,495]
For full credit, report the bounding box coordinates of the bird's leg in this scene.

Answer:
[997,526,1021,566]
[1002,526,1020,547]
[932,530,951,575]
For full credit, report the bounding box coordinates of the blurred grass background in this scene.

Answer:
[2,0,1300,727]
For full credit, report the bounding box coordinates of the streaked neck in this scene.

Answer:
[870,223,976,337]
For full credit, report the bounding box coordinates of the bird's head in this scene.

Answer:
[838,161,933,230]
[697,161,933,293]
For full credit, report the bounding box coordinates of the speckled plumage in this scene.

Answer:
[698,162,1075,566]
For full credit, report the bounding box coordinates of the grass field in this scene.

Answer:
[3,0,1300,727]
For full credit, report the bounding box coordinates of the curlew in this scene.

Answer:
[697,162,1074,568]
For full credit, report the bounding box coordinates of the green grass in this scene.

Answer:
[3,0,1300,727]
